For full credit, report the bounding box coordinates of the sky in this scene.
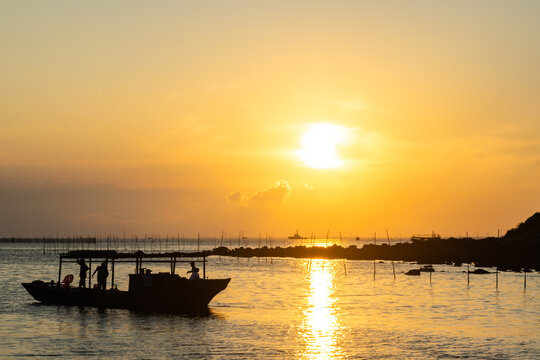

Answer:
[1,1,539,238]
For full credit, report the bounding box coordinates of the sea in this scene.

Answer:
[0,240,538,359]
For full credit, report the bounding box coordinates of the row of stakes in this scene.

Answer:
[41,236,531,290]
[42,234,296,254]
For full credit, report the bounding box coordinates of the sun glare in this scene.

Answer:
[299,260,342,359]
[299,123,348,169]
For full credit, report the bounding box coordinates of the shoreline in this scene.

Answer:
[3,212,538,271]
[210,240,538,272]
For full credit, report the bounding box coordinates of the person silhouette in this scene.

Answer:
[77,258,89,288]
[92,261,109,290]
[187,261,200,280]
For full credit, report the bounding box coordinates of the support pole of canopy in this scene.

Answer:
[203,257,206,279]
[89,258,92,288]
[111,259,115,289]
[58,256,63,284]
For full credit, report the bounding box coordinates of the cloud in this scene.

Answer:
[249,180,291,203]
[226,191,245,202]
[227,180,292,204]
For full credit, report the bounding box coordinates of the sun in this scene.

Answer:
[298,123,348,169]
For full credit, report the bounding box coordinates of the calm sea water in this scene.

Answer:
[0,242,538,359]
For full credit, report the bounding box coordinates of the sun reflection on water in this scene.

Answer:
[299,260,343,359]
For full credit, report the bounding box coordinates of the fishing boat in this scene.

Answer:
[288,230,307,240]
[22,250,230,314]
[410,232,441,242]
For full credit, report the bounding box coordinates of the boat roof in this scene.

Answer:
[61,250,211,260]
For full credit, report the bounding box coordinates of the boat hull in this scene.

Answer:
[22,278,230,314]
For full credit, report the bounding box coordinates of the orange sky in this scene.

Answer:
[1,1,539,237]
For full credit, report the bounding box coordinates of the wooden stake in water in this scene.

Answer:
[257,233,262,262]
[496,267,499,290]
[270,235,273,263]
[524,268,527,289]
[373,232,376,280]
[326,230,329,247]
[467,263,470,285]
[386,229,396,279]
[341,232,347,275]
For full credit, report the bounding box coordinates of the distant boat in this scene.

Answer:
[411,232,441,242]
[288,230,307,240]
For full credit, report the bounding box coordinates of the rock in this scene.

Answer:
[405,269,421,276]
[469,268,490,274]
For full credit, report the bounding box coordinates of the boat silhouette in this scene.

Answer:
[288,230,307,240]
[22,250,230,314]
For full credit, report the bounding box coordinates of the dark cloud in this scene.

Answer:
[228,180,292,205]
[226,191,244,202]
[249,180,291,203]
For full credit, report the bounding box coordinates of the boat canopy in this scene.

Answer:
[58,250,211,288]
[62,249,211,259]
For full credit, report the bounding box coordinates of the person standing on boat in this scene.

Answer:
[77,258,89,288]
[92,261,109,290]
[187,261,200,280]
[143,269,153,287]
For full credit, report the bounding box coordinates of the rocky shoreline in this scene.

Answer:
[211,212,540,272]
